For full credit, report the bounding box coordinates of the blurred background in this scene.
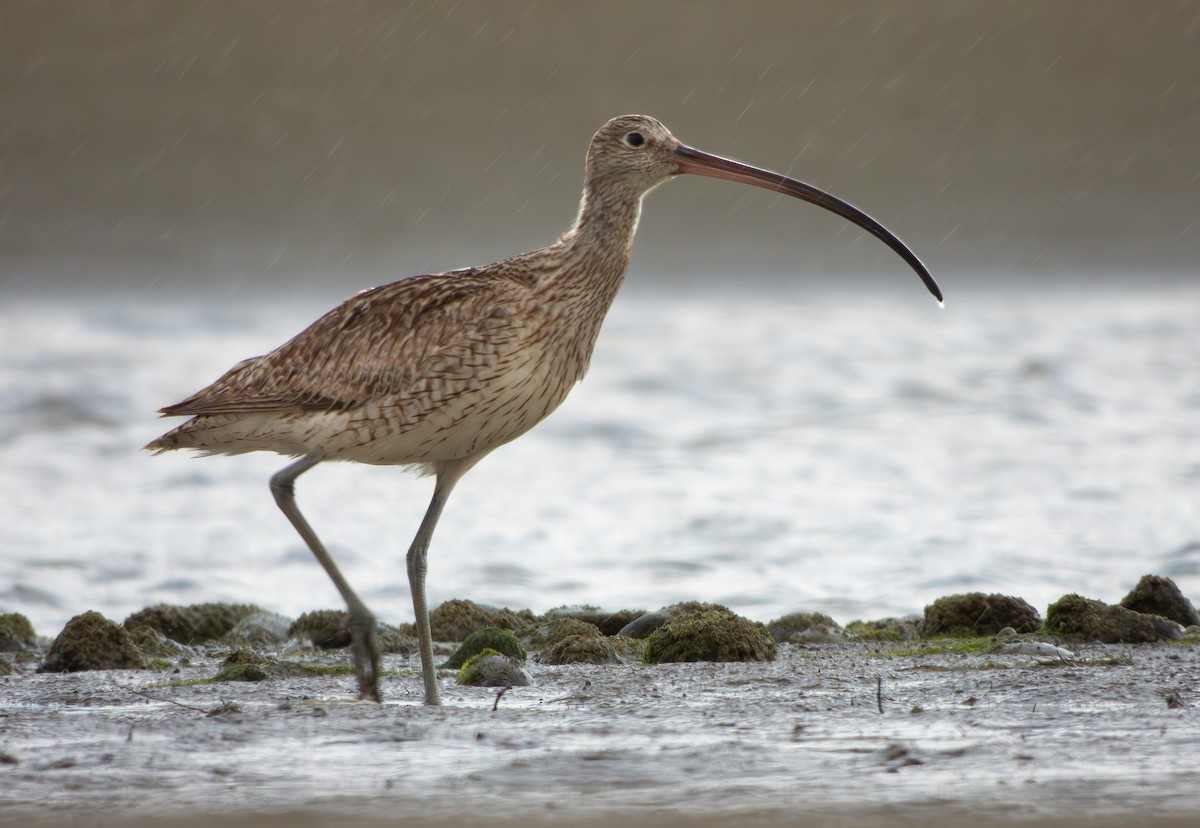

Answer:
[3,0,1197,296]
[2,2,1198,636]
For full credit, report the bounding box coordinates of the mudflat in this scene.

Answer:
[2,638,1197,826]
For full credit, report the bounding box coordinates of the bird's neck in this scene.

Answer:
[554,179,644,297]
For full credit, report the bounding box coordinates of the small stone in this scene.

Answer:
[1045,594,1182,643]
[456,650,532,687]
[39,611,145,673]
[924,593,1040,636]
[1119,575,1200,628]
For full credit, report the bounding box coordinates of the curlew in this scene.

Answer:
[146,114,942,705]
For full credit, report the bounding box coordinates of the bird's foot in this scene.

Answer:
[348,614,382,702]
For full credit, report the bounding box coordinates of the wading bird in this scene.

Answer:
[147,115,941,704]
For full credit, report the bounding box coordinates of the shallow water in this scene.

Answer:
[2,279,1198,635]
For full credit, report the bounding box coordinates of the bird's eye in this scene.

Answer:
[625,132,645,148]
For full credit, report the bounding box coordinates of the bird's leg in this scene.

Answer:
[270,455,382,702]
[407,456,482,706]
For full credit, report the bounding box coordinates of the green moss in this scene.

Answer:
[294,662,357,676]
[457,647,501,684]
[872,636,994,658]
[0,656,14,676]
[642,609,776,664]
[213,662,269,682]
[442,626,526,669]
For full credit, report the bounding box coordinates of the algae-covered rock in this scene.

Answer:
[128,626,195,658]
[0,656,14,676]
[521,616,601,651]
[618,602,733,639]
[428,599,536,642]
[375,624,418,655]
[1045,594,1182,643]
[845,617,922,642]
[224,611,294,647]
[642,608,776,664]
[442,626,526,669]
[213,650,269,682]
[766,611,842,644]
[544,633,623,665]
[924,593,1040,636]
[456,649,532,687]
[38,611,145,673]
[1119,575,1200,628]
[289,609,353,649]
[123,602,264,645]
[0,613,37,652]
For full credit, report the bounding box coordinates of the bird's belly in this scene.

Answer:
[316,354,578,466]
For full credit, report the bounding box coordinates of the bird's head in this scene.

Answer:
[583,114,942,303]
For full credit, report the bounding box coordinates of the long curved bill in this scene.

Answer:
[673,144,943,303]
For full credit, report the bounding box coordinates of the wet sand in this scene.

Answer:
[3,639,1198,825]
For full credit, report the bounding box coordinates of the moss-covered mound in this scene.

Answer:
[522,617,601,651]
[287,610,416,654]
[123,602,264,644]
[618,602,734,639]
[844,617,921,642]
[544,633,623,665]
[1119,575,1200,628]
[289,609,353,648]
[428,599,536,642]
[213,650,270,682]
[38,611,145,673]
[766,611,842,643]
[442,626,526,669]
[924,593,1040,635]
[1045,594,1182,643]
[642,608,776,664]
[0,613,37,652]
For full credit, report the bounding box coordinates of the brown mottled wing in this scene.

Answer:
[159,269,523,419]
